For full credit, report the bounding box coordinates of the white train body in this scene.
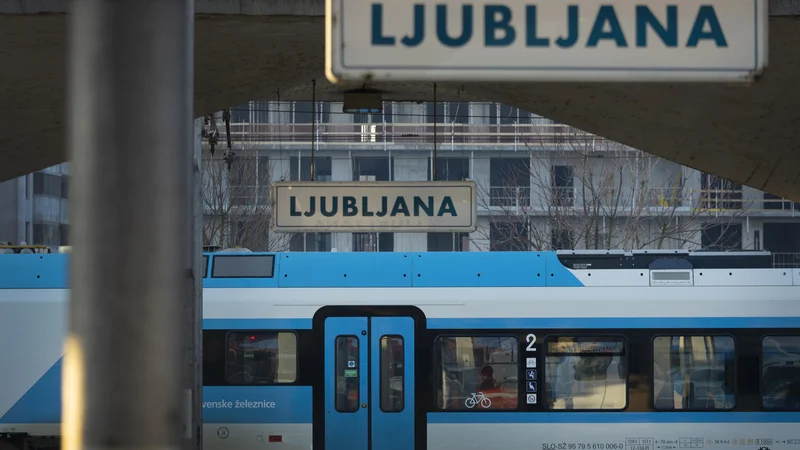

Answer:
[1,250,799,450]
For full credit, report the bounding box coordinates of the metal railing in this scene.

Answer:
[772,253,800,268]
[479,187,800,215]
[485,186,692,210]
[489,186,532,207]
[757,196,800,215]
[225,122,618,149]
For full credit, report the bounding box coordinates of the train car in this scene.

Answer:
[1,250,800,450]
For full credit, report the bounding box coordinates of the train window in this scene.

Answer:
[652,335,735,410]
[225,331,297,384]
[335,335,360,413]
[435,336,519,410]
[762,336,800,410]
[212,254,275,278]
[380,335,404,412]
[544,336,627,410]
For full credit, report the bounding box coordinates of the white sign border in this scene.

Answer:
[325,0,769,83]
[271,180,479,233]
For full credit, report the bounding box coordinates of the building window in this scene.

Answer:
[652,335,735,410]
[428,158,469,182]
[489,158,530,207]
[353,157,392,181]
[249,100,270,123]
[701,223,742,250]
[317,102,331,123]
[59,225,69,246]
[762,336,800,410]
[225,331,297,384]
[447,102,470,124]
[551,228,573,250]
[427,233,469,251]
[294,101,314,124]
[551,165,574,207]
[491,104,532,125]
[380,102,393,124]
[229,156,271,206]
[762,192,799,211]
[32,222,60,246]
[289,233,332,252]
[701,173,742,210]
[544,336,627,410]
[435,336,518,410]
[490,221,529,251]
[353,232,393,252]
[290,156,333,181]
[61,176,69,199]
[230,103,249,123]
[425,103,445,123]
[33,172,63,198]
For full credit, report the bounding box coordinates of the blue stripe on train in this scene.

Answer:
[3,359,800,425]
[426,412,800,423]
[203,386,311,423]
[203,317,800,330]
[0,252,585,289]
[0,358,312,424]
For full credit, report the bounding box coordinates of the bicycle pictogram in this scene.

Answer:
[465,392,492,409]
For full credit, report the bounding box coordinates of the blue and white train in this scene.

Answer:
[1,249,800,450]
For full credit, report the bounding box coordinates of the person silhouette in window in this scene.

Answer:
[479,365,498,391]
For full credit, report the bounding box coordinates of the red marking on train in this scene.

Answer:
[268,435,282,443]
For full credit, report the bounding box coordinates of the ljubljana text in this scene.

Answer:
[289,195,458,218]
[371,3,727,49]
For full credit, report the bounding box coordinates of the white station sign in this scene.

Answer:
[271,181,478,233]
[325,0,768,83]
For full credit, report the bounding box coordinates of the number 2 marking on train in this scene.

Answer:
[526,334,537,352]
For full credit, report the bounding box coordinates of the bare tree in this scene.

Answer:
[200,140,290,251]
[476,126,752,251]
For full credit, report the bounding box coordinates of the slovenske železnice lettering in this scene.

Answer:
[371,4,727,49]
[289,195,457,218]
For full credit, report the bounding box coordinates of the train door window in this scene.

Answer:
[652,335,735,410]
[435,336,519,410]
[762,336,800,410]
[335,336,360,412]
[380,335,404,412]
[544,336,627,410]
[225,331,298,384]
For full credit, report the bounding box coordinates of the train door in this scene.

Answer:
[313,306,426,450]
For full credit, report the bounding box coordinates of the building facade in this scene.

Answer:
[0,163,69,247]
[0,101,797,263]
[203,100,800,261]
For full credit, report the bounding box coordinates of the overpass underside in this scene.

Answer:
[1,5,799,199]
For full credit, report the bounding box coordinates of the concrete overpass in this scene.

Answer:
[2,0,799,199]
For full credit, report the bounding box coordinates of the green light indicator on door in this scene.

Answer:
[344,369,358,378]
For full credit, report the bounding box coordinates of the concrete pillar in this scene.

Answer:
[63,4,196,450]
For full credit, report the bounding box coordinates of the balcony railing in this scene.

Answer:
[772,253,800,268]
[225,122,617,149]
[759,196,800,215]
[485,186,691,210]
[480,187,790,214]
[489,186,532,207]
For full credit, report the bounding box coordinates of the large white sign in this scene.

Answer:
[325,0,768,83]
[271,181,478,232]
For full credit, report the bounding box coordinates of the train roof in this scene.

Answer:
[0,249,793,289]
